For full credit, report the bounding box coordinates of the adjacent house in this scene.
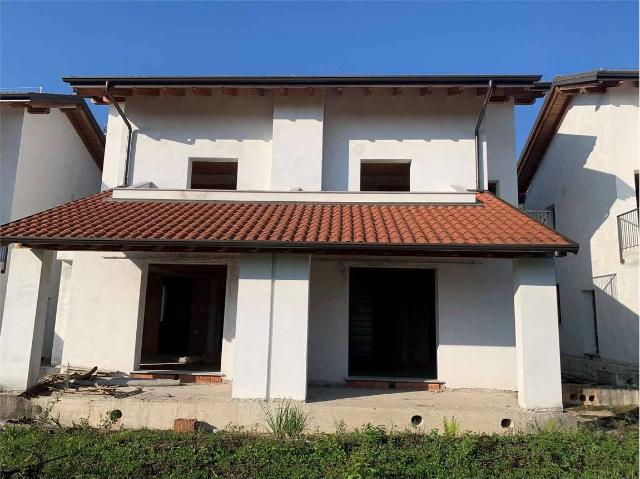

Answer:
[0,75,577,410]
[518,70,639,385]
[0,92,104,360]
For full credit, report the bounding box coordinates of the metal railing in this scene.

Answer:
[523,210,555,228]
[617,208,639,263]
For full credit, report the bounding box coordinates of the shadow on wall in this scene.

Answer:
[550,130,638,363]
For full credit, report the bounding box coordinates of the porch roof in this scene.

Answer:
[0,191,578,257]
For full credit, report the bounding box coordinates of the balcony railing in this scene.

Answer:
[617,208,639,263]
[523,209,555,228]
[0,246,7,274]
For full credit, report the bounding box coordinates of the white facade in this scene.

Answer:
[103,89,517,200]
[0,104,102,339]
[524,83,639,370]
[0,82,566,410]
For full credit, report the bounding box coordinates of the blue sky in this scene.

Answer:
[1,1,638,153]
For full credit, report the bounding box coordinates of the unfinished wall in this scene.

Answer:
[524,84,639,366]
[102,90,517,195]
[307,258,518,390]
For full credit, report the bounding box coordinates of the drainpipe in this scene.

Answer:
[105,80,133,187]
[474,80,494,191]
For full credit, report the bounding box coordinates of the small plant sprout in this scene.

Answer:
[260,399,309,439]
[442,416,461,436]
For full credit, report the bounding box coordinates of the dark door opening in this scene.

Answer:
[140,264,227,371]
[349,268,437,379]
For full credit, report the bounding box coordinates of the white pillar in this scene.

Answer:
[0,248,53,391]
[50,257,73,366]
[513,258,562,410]
[232,253,310,400]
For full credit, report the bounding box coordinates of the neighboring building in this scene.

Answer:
[0,75,577,411]
[518,70,639,384]
[0,92,104,360]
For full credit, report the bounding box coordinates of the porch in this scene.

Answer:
[18,382,571,434]
[0,248,564,410]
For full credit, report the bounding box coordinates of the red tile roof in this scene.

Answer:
[0,191,577,256]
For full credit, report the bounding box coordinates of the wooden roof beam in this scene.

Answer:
[250,87,264,96]
[192,87,212,96]
[163,88,186,96]
[392,87,402,96]
[419,87,432,96]
[447,87,463,96]
[221,87,238,96]
[133,88,160,96]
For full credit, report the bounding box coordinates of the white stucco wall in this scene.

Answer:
[60,252,148,372]
[0,106,102,334]
[307,258,518,390]
[524,84,639,365]
[102,90,516,195]
[104,95,274,190]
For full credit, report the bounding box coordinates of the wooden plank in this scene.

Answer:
[163,88,186,96]
[191,87,212,96]
[133,88,160,96]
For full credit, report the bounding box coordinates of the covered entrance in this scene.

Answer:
[349,268,437,379]
[140,264,227,373]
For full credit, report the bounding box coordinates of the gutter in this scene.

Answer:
[104,80,133,187]
[474,81,495,191]
[0,236,579,255]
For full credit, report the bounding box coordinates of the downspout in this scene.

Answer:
[474,80,495,191]
[105,80,133,187]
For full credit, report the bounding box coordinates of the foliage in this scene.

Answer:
[0,424,637,478]
[259,399,309,439]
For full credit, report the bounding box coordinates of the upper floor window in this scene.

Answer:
[360,161,410,192]
[189,160,237,190]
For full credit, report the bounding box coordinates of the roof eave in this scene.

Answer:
[0,236,579,257]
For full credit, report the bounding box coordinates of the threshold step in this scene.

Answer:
[130,371,225,384]
[345,377,445,391]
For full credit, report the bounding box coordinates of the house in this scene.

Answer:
[0,75,577,410]
[518,70,639,384]
[0,92,104,361]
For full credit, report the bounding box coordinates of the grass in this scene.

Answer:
[259,400,309,439]
[0,424,637,478]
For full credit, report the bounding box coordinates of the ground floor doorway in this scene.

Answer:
[349,267,437,379]
[140,264,227,372]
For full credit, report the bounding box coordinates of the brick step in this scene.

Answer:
[130,372,224,384]
[345,378,445,391]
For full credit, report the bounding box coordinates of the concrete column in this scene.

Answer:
[232,253,311,400]
[271,95,324,191]
[50,256,73,366]
[513,258,562,409]
[220,262,239,379]
[0,248,53,391]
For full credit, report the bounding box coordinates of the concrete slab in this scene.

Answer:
[16,384,573,434]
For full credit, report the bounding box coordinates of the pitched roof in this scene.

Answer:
[0,191,577,257]
[0,92,105,168]
[517,70,639,197]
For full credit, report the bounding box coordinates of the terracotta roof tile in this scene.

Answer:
[0,191,578,255]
